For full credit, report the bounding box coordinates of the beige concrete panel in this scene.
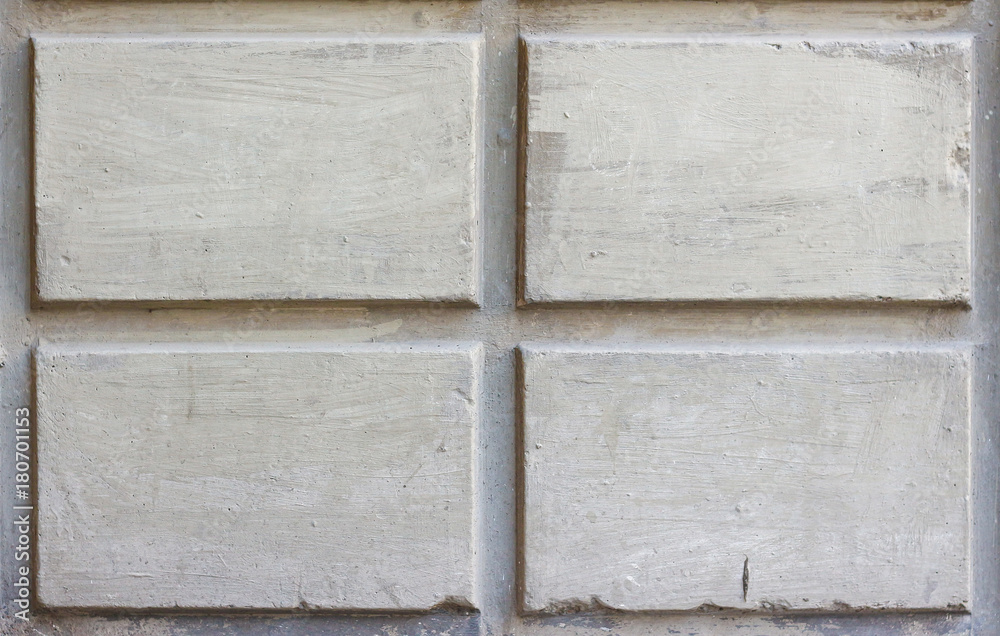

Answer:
[36,342,481,609]
[522,37,971,304]
[34,35,481,303]
[520,345,969,611]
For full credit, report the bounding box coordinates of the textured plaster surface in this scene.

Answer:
[34,35,481,303]
[0,0,995,635]
[36,343,479,610]
[522,37,971,304]
[520,345,970,612]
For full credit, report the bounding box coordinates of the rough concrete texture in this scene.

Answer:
[33,35,481,303]
[35,343,480,610]
[521,37,972,304]
[0,0,995,635]
[520,345,970,612]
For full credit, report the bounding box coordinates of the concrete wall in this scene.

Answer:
[0,0,997,635]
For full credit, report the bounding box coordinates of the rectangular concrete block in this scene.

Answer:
[519,345,970,612]
[33,35,481,303]
[36,343,481,610]
[521,37,972,304]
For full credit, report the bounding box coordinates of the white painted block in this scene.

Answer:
[33,35,481,303]
[522,37,972,304]
[519,345,969,612]
[36,343,481,610]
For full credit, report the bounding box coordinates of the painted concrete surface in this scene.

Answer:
[35,343,480,610]
[522,37,972,304]
[0,0,994,635]
[520,345,970,612]
[33,35,481,303]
